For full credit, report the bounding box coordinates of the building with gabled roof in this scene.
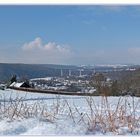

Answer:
[9,81,31,88]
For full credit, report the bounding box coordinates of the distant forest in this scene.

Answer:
[0,63,80,82]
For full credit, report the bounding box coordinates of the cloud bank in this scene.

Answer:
[21,37,73,64]
[22,37,71,54]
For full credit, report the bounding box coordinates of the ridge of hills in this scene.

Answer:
[0,63,78,82]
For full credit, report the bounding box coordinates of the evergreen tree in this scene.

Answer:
[10,75,17,84]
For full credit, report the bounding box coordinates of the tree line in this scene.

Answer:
[90,70,140,96]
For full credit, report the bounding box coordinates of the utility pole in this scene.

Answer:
[61,69,63,77]
[79,69,83,77]
[69,69,71,77]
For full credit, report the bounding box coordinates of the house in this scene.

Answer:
[9,81,31,88]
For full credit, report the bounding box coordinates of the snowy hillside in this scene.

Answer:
[0,89,139,136]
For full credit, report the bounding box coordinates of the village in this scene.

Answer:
[0,64,139,96]
[2,73,97,94]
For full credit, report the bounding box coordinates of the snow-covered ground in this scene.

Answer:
[0,89,139,136]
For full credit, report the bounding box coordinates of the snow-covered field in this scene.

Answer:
[0,89,140,136]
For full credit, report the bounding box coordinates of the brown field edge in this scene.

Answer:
[8,87,140,97]
[8,87,97,96]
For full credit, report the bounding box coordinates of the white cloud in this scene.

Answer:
[21,37,74,64]
[22,37,42,50]
[22,37,71,55]
[44,42,71,54]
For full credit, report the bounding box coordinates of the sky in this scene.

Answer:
[1,5,140,65]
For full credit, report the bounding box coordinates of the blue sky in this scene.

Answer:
[1,5,140,65]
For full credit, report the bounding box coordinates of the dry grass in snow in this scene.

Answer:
[0,90,139,135]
